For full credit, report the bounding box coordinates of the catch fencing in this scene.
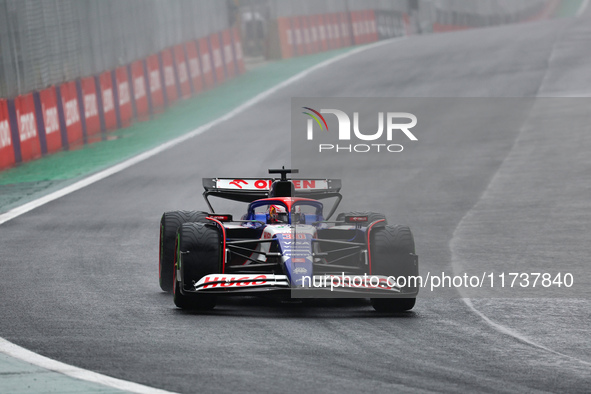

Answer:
[0,0,244,170]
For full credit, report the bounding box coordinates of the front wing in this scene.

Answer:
[189,274,407,296]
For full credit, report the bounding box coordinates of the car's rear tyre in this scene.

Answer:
[159,210,209,292]
[369,225,418,312]
[336,211,387,225]
[173,223,220,310]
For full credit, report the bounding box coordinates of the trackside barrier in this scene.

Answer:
[221,30,236,79]
[57,81,83,146]
[146,54,165,113]
[0,27,246,173]
[431,0,560,32]
[209,33,225,84]
[185,42,204,94]
[38,87,62,153]
[115,67,133,128]
[99,71,117,131]
[0,2,559,174]
[130,61,150,121]
[340,12,352,47]
[15,93,41,162]
[198,37,215,90]
[173,44,192,99]
[375,10,408,40]
[276,17,293,59]
[316,15,328,52]
[160,49,178,105]
[292,16,305,56]
[0,99,16,169]
[300,16,313,55]
[80,77,101,137]
[367,11,379,42]
[330,13,341,49]
[306,16,319,54]
[232,27,246,75]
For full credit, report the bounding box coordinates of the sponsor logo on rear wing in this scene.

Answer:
[212,178,333,191]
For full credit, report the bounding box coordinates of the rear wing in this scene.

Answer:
[202,177,342,217]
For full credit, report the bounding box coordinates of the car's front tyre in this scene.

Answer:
[369,224,418,312]
[173,222,220,310]
[159,210,209,291]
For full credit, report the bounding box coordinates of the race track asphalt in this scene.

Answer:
[1,9,590,394]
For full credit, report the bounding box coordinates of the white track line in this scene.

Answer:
[449,119,591,367]
[0,338,175,393]
[460,299,591,367]
[450,8,590,364]
[0,37,405,393]
[577,0,590,16]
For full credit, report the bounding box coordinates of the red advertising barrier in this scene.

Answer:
[307,15,319,54]
[221,30,236,79]
[146,54,165,112]
[0,99,15,169]
[15,93,41,162]
[161,49,178,104]
[173,44,191,98]
[209,33,225,84]
[351,11,364,45]
[301,16,316,54]
[38,87,62,153]
[232,27,246,74]
[366,10,378,42]
[339,12,352,47]
[130,61,149,120]
[59,81,83,145]
[99,71,117,130]
[80,77,100,136]
[115,66,132,128]
[291,16,305,55]
[316,15,329,52]
[329,13,341,49]
[198,37,215,89]
[324,14,335,49]
[185,41,203,94]
[277,17,294,59]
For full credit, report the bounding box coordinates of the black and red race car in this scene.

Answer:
[159,168,419,312]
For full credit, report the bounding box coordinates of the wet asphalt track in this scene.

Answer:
[1,9,591,394]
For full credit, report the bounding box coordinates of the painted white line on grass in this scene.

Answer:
[0,37,405,393]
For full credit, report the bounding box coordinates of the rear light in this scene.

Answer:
[344,216,369,224]
[208,214,233,222]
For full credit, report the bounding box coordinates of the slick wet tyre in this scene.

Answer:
[369,225,418,312]
[173,223,220,310]
[159,210,209,291]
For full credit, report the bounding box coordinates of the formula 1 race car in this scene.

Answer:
[159,168,419,312]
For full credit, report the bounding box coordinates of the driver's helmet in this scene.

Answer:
[269,204,288,224]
